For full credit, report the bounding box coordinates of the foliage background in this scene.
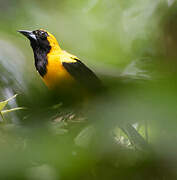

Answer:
[0,0,177,179]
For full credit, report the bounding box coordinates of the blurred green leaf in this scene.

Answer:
[0,94,24,122]
[1,107,25,115]
[0,94,17,111]
[75,125,95,148]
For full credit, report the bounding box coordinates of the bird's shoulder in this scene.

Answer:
[59,50,78,63]
[59,50,103,92]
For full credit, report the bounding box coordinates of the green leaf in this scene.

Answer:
[0,101,8,111]
[1,107,25,115]
[0,94,17,111]
[74,125,95,148]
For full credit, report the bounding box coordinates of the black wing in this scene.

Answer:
[62,58,103,92]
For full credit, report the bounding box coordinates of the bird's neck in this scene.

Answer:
[49,43,61,54]
[46,36,62,54]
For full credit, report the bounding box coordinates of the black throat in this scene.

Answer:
[30,41,51,77]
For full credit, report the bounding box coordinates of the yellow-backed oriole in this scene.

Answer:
[18,29,102,97]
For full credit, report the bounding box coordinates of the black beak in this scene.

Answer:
[18,30,37,41]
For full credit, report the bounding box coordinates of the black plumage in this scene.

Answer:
[63,58,103,93]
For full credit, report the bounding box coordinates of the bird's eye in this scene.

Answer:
[40,31,48,39]
[33,30,38,35]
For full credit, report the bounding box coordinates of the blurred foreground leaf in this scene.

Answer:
[0,94,17,111]
[0,94,24,121]
[1,107,25,115]
[75,125,95,148]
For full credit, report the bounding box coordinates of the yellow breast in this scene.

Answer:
[42,52,75,89]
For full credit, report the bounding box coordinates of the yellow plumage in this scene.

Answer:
[42,30,78,89]
[43,51,76,89]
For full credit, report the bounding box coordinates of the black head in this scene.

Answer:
[18,29,51,51]
[18,29,52,77]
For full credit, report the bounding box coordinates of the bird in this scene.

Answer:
[18,29,103,102]
[18,29,149,151]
